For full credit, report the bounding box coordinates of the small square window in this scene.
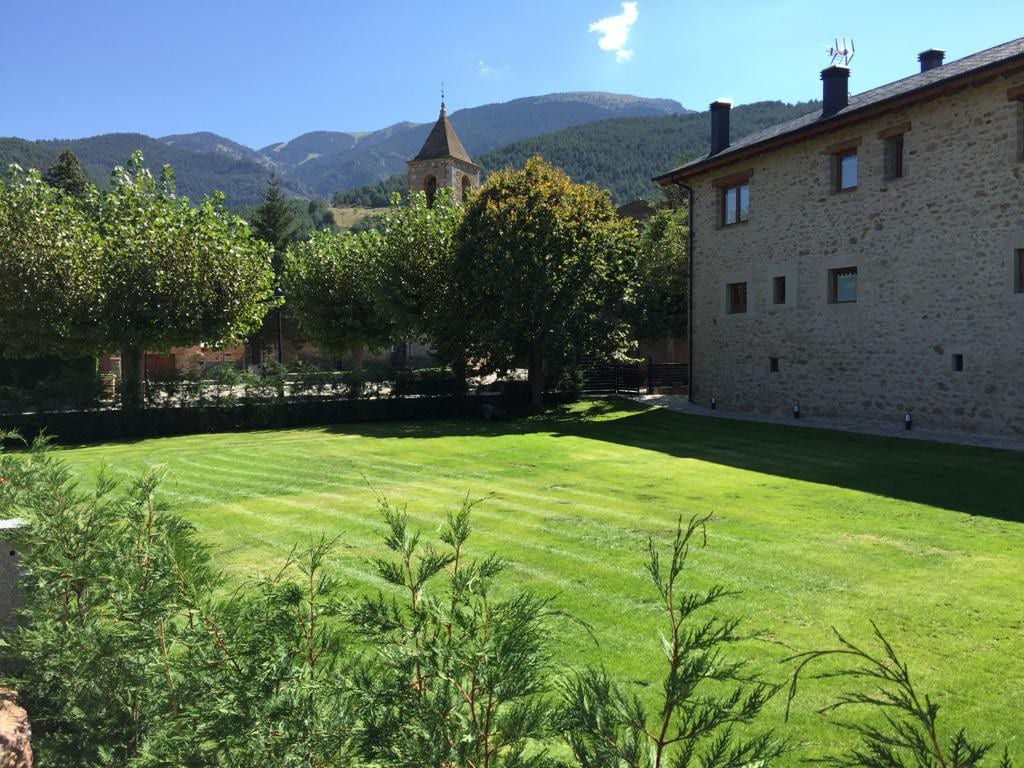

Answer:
[836,151,858,191]
[951,353,964,372]
[772,276,787,305]
[727,281,748,314]
[769,357,780,373]
[1015,249,1024,293]
[829,267,858,303]
[721,182,750,226]
[884,135,904,180]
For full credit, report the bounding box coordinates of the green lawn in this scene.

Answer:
[56,400,1024,762]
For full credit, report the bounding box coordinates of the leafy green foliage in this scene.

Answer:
[454,157,639,405]
[559,515,787,768]
[282,228,395,359]
[786,624,1015,768]
[96,152,275,407]
[0,437,353,767]
[348,498,564,768]
[376,188,464,364]
[627,204,689,340]
[0,167,104,357]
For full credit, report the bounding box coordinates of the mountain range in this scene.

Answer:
[1,92,689,206]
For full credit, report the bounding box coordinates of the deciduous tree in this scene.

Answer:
[97,153,274,408]
[0,167,103,357]
[454,157,639,406]
[282,228,394,367]
[377,188,465,370]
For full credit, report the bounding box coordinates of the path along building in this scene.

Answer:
[655,38,1024,437]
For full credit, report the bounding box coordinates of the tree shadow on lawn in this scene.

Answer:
[328,399,1024,523]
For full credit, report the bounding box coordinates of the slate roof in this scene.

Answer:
[413,104,477,165]
[656,36,1024,183]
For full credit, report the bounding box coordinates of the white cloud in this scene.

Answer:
[477,59,510,79]
[589,2,638,62]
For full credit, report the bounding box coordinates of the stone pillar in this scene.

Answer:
[0,520,23,629]
[0,689,32,767]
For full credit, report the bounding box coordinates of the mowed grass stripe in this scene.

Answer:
[55,401,1024,763]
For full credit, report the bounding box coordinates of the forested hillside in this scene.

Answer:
[0,134,309,205]
[335,100,819,207]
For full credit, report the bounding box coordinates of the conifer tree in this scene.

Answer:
[43,149,91,198]
[251,175,295,277]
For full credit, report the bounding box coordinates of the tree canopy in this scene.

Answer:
[0,153,275,408]
[376,189,464,364]
[454,156,639,405]
[282,228,394,363]
[0,167,103,357]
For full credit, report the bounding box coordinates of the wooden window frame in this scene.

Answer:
[713,170,753,227]
[720,182,750,226]
[726,281,748,314]
[835,151,858,191]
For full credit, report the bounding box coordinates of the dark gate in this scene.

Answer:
[579,357,688,395]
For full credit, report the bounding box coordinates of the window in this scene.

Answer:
[772,276,787,305]
[836,151,858,190]
[727,281,748,314]
[721,182,750,225]
[769,357,780,373]
[424,175,437,207]
[951,353,964,372]
[829,267,858,303]
[884,135,904,179]
[1015,249,1024,293]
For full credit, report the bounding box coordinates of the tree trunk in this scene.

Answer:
[120,345,145,411]
[528,345,544,409]
[351,345,365,371]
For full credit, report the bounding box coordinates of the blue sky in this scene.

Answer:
[2,1,1020,148]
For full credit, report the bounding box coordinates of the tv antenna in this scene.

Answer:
[828,37,855,66]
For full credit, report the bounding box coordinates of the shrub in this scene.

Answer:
[347,498,565,767]
[786,624,1015,767]
[558,515,788,768]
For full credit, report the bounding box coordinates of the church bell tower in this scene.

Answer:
[406,99,480,205]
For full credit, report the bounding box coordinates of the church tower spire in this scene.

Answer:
[406,93,480,206]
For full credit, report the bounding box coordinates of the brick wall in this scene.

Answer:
[687,74,1024,436]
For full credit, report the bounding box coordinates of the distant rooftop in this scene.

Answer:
[413,103,477,166]
[656,36,1024,184]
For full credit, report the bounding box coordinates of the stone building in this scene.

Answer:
[407,102,480,204]
[655,37,1024,437]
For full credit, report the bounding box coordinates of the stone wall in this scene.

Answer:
[406,157,480,203]
[687,73,1024,436]
[0,522,21,629]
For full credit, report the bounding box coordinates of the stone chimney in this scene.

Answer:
[918,49,945,72]
[709,100,732,155]
[821,65,850,117]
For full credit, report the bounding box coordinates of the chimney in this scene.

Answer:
[918,49,945,72]
[821,66,850,117]
[709,100,732,155]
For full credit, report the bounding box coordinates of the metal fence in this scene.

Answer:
[579,358,688,395]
